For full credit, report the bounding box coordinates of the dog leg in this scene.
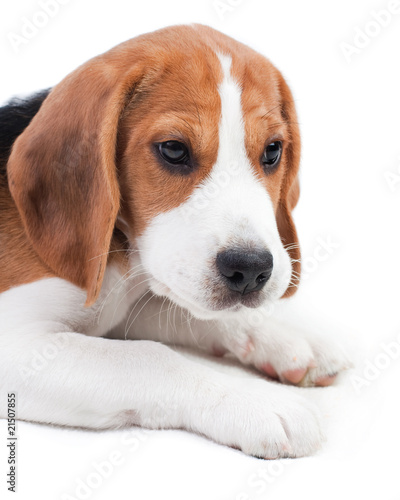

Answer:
[1,324,322,458]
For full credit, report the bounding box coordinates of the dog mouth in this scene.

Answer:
[149,276,267,319]
[210,289,266,311]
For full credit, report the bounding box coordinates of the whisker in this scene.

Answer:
[125,291,155,337]
[166,301,173,343]
[158,296,169,330]
[124,289,151,338]
[260,103,283,120]
[88,247,139,262]
[172,303,179,338]
[106,274,153,330]
[185,309,199,348]
[96,266,141,324]
[260,100,299,121]
[263,120,300,133]
[95,264,146,325]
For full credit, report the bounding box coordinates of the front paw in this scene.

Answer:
[222,326,352,387]
[201,379,324,458]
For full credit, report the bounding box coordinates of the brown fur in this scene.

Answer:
[1,24,301,305]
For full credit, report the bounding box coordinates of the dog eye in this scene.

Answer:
[158,141,189,164]
[262,141,282,170]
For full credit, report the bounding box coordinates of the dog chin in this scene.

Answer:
[149,278,271,320]
[168,295,251,321]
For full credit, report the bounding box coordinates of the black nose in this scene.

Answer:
[216,249,273,294]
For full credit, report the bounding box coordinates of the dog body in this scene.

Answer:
[0,25,349,458]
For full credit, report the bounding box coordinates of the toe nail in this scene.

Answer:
[283,368,308,384]
[261,363,278,379]
[316,374,337,386]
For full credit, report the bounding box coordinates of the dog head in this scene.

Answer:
[8,25,301,319]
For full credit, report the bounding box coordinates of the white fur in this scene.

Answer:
[0,52,350,458]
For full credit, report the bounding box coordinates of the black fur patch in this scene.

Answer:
[0,89,51,178]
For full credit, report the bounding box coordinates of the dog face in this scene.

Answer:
[7,25,301,317]
[127,52,297,319]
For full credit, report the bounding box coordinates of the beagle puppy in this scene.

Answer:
[0,25,350,458]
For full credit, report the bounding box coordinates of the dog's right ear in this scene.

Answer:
[7,47,146,306]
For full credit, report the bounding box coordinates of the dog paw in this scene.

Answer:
[223,325,352,388]
[203,379,324,458]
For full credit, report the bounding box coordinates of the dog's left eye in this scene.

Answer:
[158,141,190,165]
[262,141,282,170]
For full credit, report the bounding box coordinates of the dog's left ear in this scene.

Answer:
[275,72,301,297]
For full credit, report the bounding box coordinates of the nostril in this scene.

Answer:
[256,272,269,284]
[228,271,244,283]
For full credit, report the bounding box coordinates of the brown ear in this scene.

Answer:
[7,52,143,306]
[275,72,302,298]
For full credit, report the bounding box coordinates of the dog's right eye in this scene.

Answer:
[158,141,190,165]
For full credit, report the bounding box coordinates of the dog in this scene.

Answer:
[0,24,350,458]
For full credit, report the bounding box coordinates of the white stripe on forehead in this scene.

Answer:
[216,53,246,157]
[206,52,281,249]
[212,52,261,197]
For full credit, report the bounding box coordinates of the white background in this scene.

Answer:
[1,0,400,499]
